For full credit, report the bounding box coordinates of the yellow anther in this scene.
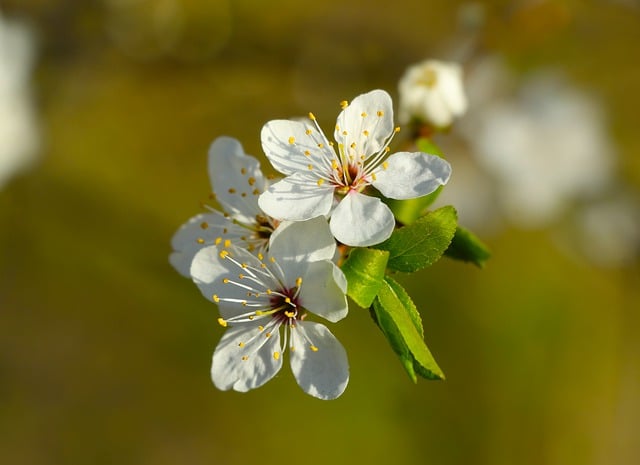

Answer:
[310,345,319,352]
[284,297,291,304]
[382,162,389,170]
[308,164,313,170]
[213,294,220,303]
[335,124,340,131]
[385,147,391,153]
[340,100,349,109]
[377,110,384,117]
[269,257,276,263]
[394,126,401,133]
[371,173,377,181]
[266,332,272,338]
[252,189,260,195]
[255,310,265,316]
[241,355,249,361]
[224,239,231,248]
[217,318,227,327]
[248,315,254,320]
[285,310,295,318]
[288,136,295,144]
[222,278,230,284]
[242,301,247,306]
[228,188,236,194]
[331,159,339,170]
[241,192,247,197]
[296,277,303,287]
[273,351,280,360]
[248,177,256,186]
[215,237,222,245]
[290,346,296,352]
[304,150,311,157]
[241,262,248,268]
[223,228,228,233]
[241,167,247,175]
[238,342,245,347]
[200,222,209,229]
[196,238,205,244]
[305,128,312,135]
[260,263,267,268]
[363,130,369,136]
[258,325,264,331]
[317,179,325,186]
[238,273,244,279]
[342,130,348,135]
[219,250,229,259]
[361,112,367,117]
[308,112,316,120]
[350,142,356,149]
[266,289,272,294]
[317,143,324,149]
[257,253,264,260]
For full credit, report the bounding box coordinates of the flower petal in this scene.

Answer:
[258,172,334,221]
[289,321,349,400]
[170,211,249,277]
[190,245,264,319]
[298,260,348,323]
[212,323,283,392]
[208,137,266,224]
[329,192,395,246]
[269,217,336,274]
[372,151,452,200]
[261,119,336,176]
[334,89,394,158]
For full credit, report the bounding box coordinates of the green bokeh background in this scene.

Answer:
[1,1,639,464]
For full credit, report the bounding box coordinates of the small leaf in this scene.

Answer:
[371,276,444,381]
[383,138,446,225]
[340,247,389,308]
[445,226,491,268]
[375,206,458,272]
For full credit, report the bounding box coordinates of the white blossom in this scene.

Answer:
[191,218,349,400]
[0,13,39,189]
[259,89,451,247]
[398,59,468,128]
[170,136,277,277]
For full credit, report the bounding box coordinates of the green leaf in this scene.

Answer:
[340,247,389,308]
[383,138,446,225]
[371,276,444,381]
[375,206,458,272]
[445,226,491,268]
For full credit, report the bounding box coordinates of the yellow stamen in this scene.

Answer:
[288,136,295,144]
[308,112,316,120]
[213,294,220,303]
[248,177,256,186]
[377,110,384,117]
[217,318,227,327]
[228,188,236,194]
[340,100,349,109]
[200,222,208,229]
[273,351,280,360]
[310,345,319,352]
[196,238,205,244]
[317,179,325,186]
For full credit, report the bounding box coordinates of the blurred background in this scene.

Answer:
[1,1,639,464]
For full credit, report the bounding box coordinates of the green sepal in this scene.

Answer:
[383,138,446,226]
[374,205,458,273]
[371,276,444,381]
[340,247,389,308]
[445,226,491,268]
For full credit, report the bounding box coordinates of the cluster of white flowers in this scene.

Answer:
[171,89,452,399]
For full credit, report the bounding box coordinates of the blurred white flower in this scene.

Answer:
[398,59,468,128]
[0,12,39,189]
[456,57,615,228]
[191,218,349,400]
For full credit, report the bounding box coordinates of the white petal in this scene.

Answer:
[329,192,395,246]
[258,172,334,221]
[289,321,349,400]
[437,63,468,117]
[169,212,245,278]
[212,323,283,392]
[190,245,264,319]
[208,136,265,224]
[269,217,336,274]
[334,89,394,158]
[261,119,336,176]
[298,260,348,323]
[372,152,452,200]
